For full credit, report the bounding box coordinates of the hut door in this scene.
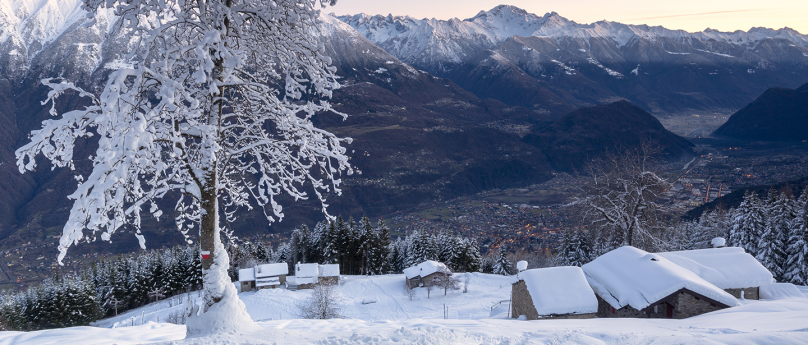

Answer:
[665,303,673,319]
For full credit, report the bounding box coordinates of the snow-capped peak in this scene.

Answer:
[337,5,808,68]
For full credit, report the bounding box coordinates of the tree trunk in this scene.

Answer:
[199,180,221,306]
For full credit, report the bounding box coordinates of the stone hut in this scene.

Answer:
[403,261,451,288]
[318,264,340,285]
[238,268,256,292]
[295,263,319,289]
[254,263,288,289]
[511,266,597,320]
[657,247,773,300]
[582,246,740,319]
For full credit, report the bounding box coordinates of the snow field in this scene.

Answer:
[0,276,805,344]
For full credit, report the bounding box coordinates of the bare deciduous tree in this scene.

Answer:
[567,144,673,252]
[299,281,345,319]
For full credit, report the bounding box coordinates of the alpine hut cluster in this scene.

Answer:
[511,243,777,320]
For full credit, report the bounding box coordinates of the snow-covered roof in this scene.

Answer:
[239,268,255,282]
[760,283,806,300]
[319,264,340,277]
[518,267,597,316]
[657,247,773,289]
[582,246,740,310]
[403,260,450,279]
[254,263,288,278]
[295,263,319,278]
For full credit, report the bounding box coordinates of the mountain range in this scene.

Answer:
[338,5,808,117]
[0,1,801,256]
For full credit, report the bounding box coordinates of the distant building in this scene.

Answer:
[318,264,340,285]
[254,263,288,289]
[583,246,740,319]
[295,263,319,289]
[657,247,773,300]
[238,268,256,292]
[403,260,451,288]
[238,263,289,292]
[511,266,597,320]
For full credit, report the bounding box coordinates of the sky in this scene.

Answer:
[329,0,808,34]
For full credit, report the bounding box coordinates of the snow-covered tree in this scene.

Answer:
[785,188,808,285]
[758,192,793,280]
[492,245,513,275]
[15,0,350,334]
[730,191,765,256]
[568,145,671,251]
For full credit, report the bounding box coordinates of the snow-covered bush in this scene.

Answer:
[299,282,345,319]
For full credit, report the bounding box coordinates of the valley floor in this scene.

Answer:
[0,274,806,344]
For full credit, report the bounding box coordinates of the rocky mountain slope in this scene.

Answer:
[712,82,808,142]
[522,100,695,172]
[338,5,808,117]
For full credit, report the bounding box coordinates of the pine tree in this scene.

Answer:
[785,187,808,285]
[556,227,575,266]
[758,192,792,280]
[374,219,392,274]
[406,230,431,267]
[570,229,593,267]
[492,245,513,275]
[731,191,765,256]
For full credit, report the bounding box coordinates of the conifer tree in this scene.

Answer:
[492,245,513,275]
[785,188,808,285]
[758,192,792,280]
[374,219,392,274]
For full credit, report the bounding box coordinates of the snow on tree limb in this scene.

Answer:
[16,0,352,265]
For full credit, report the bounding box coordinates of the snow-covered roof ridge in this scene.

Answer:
[403,260,450,279]
[319,264,340,277]
[295,263,319,278]
[254,263,288,278]
[656,247,774,289]
[518,266,598,316]
[582,246,741,310]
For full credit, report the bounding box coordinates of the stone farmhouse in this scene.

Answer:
[238,262,288,292]
[582,246,741,319]
[318,264,340,285]
[404,261,451,288]
[255,263,288,289]
[658,247,774,300]
[511,266,598,320]
[295,263,319,289]
[238,267,256,292]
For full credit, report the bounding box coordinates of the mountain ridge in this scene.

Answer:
[337,5,808,117]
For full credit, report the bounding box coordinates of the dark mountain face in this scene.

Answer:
[712,83,808,142]
[522,100,695,172]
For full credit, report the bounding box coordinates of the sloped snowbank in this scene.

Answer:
[3,297,808,344]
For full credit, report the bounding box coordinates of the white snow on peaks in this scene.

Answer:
[337,5,808,66]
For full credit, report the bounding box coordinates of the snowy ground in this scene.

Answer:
[1,275,806,344]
